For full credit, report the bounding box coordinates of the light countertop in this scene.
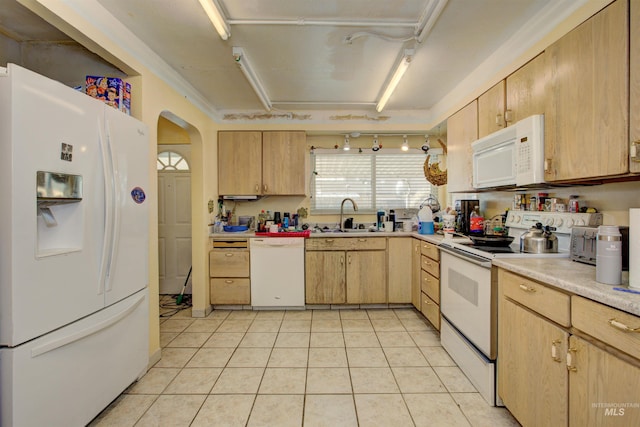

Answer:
[209,230,444,245]
[492,257,640,317]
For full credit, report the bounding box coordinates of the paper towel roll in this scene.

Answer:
[630,209,640,289]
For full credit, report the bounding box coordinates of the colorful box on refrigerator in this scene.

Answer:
[85,76,131,115]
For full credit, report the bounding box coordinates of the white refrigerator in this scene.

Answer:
[0,64,150,426]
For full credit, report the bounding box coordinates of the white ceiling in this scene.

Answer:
[2,0,587,125]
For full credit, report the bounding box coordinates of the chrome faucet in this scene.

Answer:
[339,198,358,231]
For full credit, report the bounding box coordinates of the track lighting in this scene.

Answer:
[421,135,431,153]
[343,136,351,151]
[372,135,381,152]
[401,135,409,151]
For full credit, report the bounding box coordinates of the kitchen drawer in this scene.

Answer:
[572,296,640,361]
[210,278,250,305]
[209,250,250,277]
[306,237,386,251]
[499,269,570,327]
[421,292,440,330]
[420,241,440,261]
[421,270,439,303]
[421,255,439,278]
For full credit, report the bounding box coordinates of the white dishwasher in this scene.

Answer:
[250,237,305,308]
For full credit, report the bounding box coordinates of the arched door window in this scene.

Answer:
[157,151,190,171]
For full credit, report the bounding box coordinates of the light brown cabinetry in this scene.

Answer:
[498,272,569,427]
[446,100,478,192]
[411,238,421,309]
[630,0,640,173]
[305,237,386,305]
[388,237,412,303]
[209,239,250,305]
[545,0,629,181]
[505,52,547,126]
[498,268,640,427]
[419,241,440,330]
[477,80,505,138]
[218,131,306,196]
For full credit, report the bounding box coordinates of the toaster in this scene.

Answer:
[570,226,629,270]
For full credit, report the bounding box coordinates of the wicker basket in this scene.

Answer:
[423,154,447,186]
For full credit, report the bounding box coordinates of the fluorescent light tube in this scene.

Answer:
[232,47,272,111]
[376,49,413,113]
[198,0,231,40]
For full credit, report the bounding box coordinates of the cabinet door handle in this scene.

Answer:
[608,318,640,333]
[566,347,578,372]
[225,253,234,257]
[348,255,352,264]
[504,109,513,123]
[340,256,344,265]
[551,339,562,362]
[544,158,551,172]
[495,113,504,127]
[255,184,259,192]
[631,140,640,162]
[263,184,268,192]
[225,280,234,284]
[519,284,536,293]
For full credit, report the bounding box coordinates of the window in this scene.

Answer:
[157,151,189,171]
[311,149,440,213]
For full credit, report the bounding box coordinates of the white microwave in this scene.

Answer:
[472,114,545,189]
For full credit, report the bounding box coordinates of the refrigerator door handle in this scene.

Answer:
[98,119,115,295]
[104,119,121,293]
[30,292,145,358]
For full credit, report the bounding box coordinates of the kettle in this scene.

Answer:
[520,222,558,253]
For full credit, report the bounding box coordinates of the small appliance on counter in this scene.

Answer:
[570,225,629,270]
[455,199,479,235]
[391,208,418,232]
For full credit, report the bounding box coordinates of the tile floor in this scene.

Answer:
[90,300,519,426]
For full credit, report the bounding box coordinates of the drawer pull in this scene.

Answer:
[551,339,562,362]
[358,238,367,242]
[608,318,640,333]
[225,253,234,257]
[425,300,433,305]
[519,284,536,293]
[566,347,577,372]
[326,239,335,243]
[225,280,234,284]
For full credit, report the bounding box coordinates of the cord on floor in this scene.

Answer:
[159,294,192,318]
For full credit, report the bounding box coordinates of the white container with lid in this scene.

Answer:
[596,225,622,285]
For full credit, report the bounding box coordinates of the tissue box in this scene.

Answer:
[85,76,131,115]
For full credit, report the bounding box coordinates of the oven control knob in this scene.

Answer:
[567,218,575,228]
[514,215,521,223]
[555,218,564,227]
[545,218,554,226]
[576,218,586,226]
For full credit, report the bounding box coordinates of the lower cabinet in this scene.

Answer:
[411,238,422,309]
[498,268,640,427]
[304,237,386,305]
[498,295,569,427]
[305,251,346,304]
[419,241,440,330]
[388,237,412,303]
[209,240,251,305]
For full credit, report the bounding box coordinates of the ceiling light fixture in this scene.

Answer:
[198,0,231,40]
[376,49,414,113]
[416,0,449,43]
[401,135,410,151]
[372,135,381,152]
[422,135,431,153]
[343,136,351,151]
[232,47,272,111]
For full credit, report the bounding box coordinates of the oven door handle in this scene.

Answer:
[439,245,492,268]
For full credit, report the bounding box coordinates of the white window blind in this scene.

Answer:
[311,150,439,213]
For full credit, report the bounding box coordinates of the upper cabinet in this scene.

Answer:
[446,100,478,192]
[477,80,505,139]
[478,53,548,140]
[630,0,640,173]
[544,0,629,181]
[505,52,548,127]
[218,131,307,196]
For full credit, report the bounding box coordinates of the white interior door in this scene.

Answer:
[157,147,192,294]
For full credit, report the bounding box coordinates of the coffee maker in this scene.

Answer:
[455,199,480,235]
